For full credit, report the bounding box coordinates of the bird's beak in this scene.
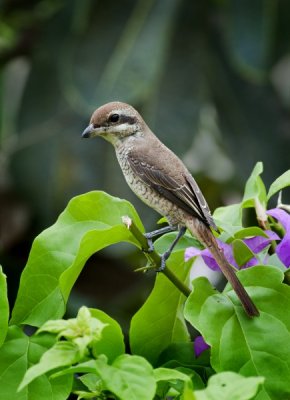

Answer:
[82,123,95,138]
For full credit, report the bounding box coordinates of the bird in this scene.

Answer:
[82,101,259,317]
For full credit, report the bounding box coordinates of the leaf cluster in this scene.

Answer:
[1,163,290,399]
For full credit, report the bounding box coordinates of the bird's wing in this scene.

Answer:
[127,153,216,229]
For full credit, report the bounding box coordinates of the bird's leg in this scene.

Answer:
[158,226,186,272]
[144,225,176,252]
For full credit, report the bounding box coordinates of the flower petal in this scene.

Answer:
[243,230,280,254]
[267,208,290,267]
[201,250,220,271]
[194,335,210,357]
[185,246,225,271]
[185,229,279,272]
[184,247,203,261]
[185,239,238,271]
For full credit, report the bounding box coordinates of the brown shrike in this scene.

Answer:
[82,101,259,317]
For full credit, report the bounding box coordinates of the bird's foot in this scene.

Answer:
[156,249,171,272]
[156,250,170,272]
[143,233,155,253]
[155,226,187,272]
[143,225,177,253]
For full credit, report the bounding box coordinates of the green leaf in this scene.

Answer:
[89,308,125,362]
[177,367,205,391]
[78,373,101,392]
[213,204,243,236]
[184,266,290,399]
[74,372,102,400]
[267,170,290,200]
[73,390,99,400]
[194,372,264,400]
[154,367,193,399]
[158,342,198,367]
[232,239,255,267]
[37,319,69,335]
[19,341,80,390]
[183,380,198,400]
[233,227,268,240]
[130,244,191,365]
[10,191,144,327]
[0,266,9,347]
[53,355,156,400]
[242,162,268,225]
[155,232,202,254]
[157,217,168,225]
[158,343,212,385]
[52,360,98,378]
[266,254,287,272]
[0,326,72,399]
[242,162,266,208]
[95,354,156,400]
[154,367,191,383]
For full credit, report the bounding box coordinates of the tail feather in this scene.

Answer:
[186,217,259,318]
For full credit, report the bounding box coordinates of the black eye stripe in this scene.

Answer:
[119,115,136,125]
[108,114,136,125]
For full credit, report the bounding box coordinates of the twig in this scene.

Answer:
[122,216,191,297]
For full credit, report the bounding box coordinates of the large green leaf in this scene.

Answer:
[53,355,156,400]
[130,236,191,365]
[184,266,290,399]
[213,204,243,236]
[0,326,72,400]
[154,367,191,384]
[95,354,156,400]
[89,308,125,363]
[0,266,9,347]
[19,306,122,390]
[10,191,144,327]
[19,341,80,391]
[195,372,264,400]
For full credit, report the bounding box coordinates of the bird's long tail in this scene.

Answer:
[185,217,259,317]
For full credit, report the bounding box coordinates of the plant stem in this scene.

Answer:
[122,216,191,297]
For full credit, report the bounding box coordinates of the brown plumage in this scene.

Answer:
[82,101,259,317]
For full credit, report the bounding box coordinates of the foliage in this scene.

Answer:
[1,162,290,399]
[2,1,290,365]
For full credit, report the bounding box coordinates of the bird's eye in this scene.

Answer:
[109,113,120,123]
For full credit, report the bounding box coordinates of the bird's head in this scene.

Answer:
[82,102,144,146]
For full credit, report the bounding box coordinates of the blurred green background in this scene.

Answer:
[1,0,290,330]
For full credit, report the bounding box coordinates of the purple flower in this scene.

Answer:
[194,335,210,357]
[185,230,280,271]
[185,240,234,271]
[243,233,277,253]
[267,208,290,267]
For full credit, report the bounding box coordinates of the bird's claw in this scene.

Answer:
[143,233,155,253]
[143,226,176,253]
[156,251,170,272]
